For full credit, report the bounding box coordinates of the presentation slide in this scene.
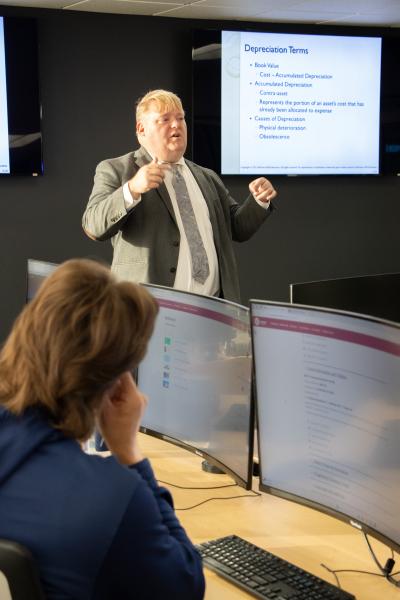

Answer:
[0,17,10,174]
[252,303,400,546]
[222,31,382,175]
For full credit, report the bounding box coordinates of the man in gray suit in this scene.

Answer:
[83,90,277,303]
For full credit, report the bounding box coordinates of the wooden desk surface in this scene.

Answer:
[139,433,400,600]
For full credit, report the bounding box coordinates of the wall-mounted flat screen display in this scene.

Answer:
[193,26,400,176]
[0,16,42,176]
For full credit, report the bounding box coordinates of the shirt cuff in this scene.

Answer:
[253,195,271,210]
[123,181,141,210]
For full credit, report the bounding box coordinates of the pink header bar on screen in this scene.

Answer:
[252,316,400,356]
[157,298,248,331]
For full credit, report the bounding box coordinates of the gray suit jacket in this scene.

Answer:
[82,147,273,303]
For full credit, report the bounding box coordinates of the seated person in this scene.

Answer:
[0,258,205,600]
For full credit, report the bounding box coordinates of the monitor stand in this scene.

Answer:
[202,460,260,476]
[202,460,225,474]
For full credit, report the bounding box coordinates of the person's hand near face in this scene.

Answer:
[128,157,170,199]
[99,371,147,465]
[127,104,187,200]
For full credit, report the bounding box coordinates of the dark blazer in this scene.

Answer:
[83,147,273,303]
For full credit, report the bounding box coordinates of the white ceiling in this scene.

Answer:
[1,0,400,27]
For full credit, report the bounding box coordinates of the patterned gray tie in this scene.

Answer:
[171,165,210,284]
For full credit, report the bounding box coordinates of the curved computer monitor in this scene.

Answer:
[26,258,58,302]
[290,272,400,323]
[138,284,254,489]
[250,300,400,553]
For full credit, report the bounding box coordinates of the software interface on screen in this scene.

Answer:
[26,259,58,302]
[138,285,253,487]
[251,301,400,550]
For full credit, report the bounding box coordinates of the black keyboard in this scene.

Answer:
[197,535,356,600]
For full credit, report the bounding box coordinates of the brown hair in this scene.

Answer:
[0,259,158,440]
[136,89,184,124]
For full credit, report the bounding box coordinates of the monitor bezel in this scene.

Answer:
[138,283,255,490]
[26,258,59,303]
[250,298,400,554]
[289,272,400,323]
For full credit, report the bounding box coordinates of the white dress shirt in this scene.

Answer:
[122,156,269,296]
[122,158,219,296]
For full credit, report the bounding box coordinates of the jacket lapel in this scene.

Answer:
[186,160,219,227]
[133,147,176,223]
[185,159,221,254]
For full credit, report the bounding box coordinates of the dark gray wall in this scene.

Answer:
[0,6,399,341]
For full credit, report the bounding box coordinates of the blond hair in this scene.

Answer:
[136,89,184,123]
[0,259,158,440]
